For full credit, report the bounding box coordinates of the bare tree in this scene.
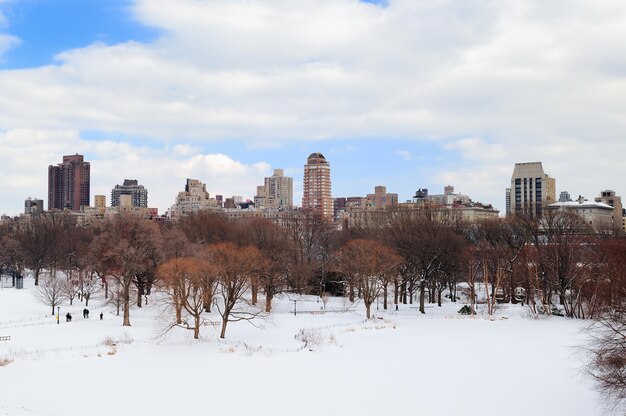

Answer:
[334,239,401,319]
[586,306,626,412]
[158,257,214,339]
[93,214,162,326]
[208,242,262,339]
[35,273,68,315]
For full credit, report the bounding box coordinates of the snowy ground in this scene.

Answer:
[0,279,602,416]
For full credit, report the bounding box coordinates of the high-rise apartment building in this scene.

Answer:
[48,154,90,211]
[111,179,148,207]
[508,162,556,217]
[254,169,293,209]
[302,152,333,221]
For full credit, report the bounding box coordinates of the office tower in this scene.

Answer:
[48,154,90,211]
[302,152,333,221]
[111,179,148,207]
[508,162,556,217]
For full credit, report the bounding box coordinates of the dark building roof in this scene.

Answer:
[307,152,326,160]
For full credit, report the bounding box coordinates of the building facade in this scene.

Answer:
[302,153,333,221]
[24,198,44,215]
[111,179,148,207]
[366,186,398,209]
[508,162,556,217]
[48,154,90,211]
[254,169,293,209]
[167,179,219,219]
[594,190,623,233]
[548,197,614,234]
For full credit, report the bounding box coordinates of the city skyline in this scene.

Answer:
[1,1,626,215]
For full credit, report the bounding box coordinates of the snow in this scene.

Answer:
[0,279,602,416]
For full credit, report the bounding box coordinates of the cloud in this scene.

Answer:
[0,0,625,211]
[0,129,271,215]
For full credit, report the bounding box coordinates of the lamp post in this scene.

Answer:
[293,300,297,316]
[57,306,60,325]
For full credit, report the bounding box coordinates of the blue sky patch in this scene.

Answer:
[0,0,160,69]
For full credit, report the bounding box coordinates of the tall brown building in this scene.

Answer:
[48,154,90,211]
[302,152,333,221]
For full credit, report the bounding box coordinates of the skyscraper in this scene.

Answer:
[508,162,556,217]
[111,179,148,207]
[48,154,90,211]
[302,152,333,221]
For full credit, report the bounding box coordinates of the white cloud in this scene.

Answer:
[0,0,625,211]
[0,129,270,215]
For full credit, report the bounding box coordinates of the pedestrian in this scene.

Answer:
[395,304,399,311]
[99,312,103,320]
[85,308,89,318]
[66,312,72,322]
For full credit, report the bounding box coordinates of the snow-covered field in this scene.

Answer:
[0,279,601,416]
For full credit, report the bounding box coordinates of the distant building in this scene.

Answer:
[366,186,398,209]
[548,196,613,234]
[508,162,556,217]
[48,154,90,211]
[167,179,219,219]
[594,190,623,233]
[94,195,106,215]
[427,186,471,206]
[302,153,333,221]
[24,198,44,215]
[254,169,293,209]
[559,191,572,202]
[111,179,148,208]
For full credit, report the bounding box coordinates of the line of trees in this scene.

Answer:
[1,207,625,332]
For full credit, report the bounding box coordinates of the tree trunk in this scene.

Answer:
[175,302,183,325]
[419,280,426,314]
[203,286,212,312]
[383,284,388,310]
[85,294,90,307]
[194,316,200,340]
[265,293,273,313]
[34,268,40,286]
[220,317,228,339]
[123,285,131,326]
[251,283,258,305]
[136,282,144,308]
[437,289,442,307]
[349,283,355,302]
[104,278,109,299]
[393,279,399,306]
[365,303,371,319]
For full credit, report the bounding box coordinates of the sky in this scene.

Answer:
[0,0,625,216]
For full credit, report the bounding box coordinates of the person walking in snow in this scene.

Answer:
[66,312,72,322]
[83,308,89,318]
[100,312,103,320]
